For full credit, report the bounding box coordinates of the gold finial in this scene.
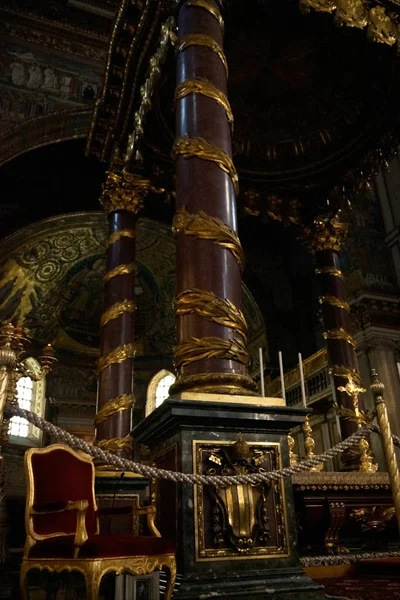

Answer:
[303,416,323,471]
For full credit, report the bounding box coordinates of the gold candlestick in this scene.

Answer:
[288,434,299,466]
[303,415,323,471]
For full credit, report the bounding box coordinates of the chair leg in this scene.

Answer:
[20,563,29,600]
[164,557,177,600]
[85,569,102,600]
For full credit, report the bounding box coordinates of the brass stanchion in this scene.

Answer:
[370,369,400,536]
[303,416,324,472]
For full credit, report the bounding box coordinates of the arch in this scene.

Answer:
[146,369,176,416]
[0,107,91,167]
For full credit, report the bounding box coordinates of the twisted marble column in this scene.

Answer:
[171,0,256,396]
[95,171,149,457]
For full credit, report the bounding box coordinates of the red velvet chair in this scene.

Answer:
[21,444,176,600]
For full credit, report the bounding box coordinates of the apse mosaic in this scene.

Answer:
[0,212,267,361]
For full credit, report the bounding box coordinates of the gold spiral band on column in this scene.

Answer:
[315,266,344,279]
[96,434,132,454]
[323,328,357,348]
[177,34,228,77]
[107,229,136,247]
[186,0,224,31]
[94,393,135,426]
[174,336,249,369]
[98,343,136,373]
[100,300,136,327]
[103,262,136,283]
[173,136,238,195]
[318,295,350,312]
[175,289,248,339]
[172,208,244,269]
[175,79,233,128]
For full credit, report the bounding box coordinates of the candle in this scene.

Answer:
[278,351,286,402]
[259,347,265,397]
[298,352,307,408]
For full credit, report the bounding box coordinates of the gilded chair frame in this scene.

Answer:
[21,444,176,600]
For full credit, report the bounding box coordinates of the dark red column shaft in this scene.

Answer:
[172,0,256,395]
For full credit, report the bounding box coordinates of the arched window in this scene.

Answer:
[9,360,46,446]
[146,369,176,416]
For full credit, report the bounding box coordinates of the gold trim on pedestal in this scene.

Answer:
[176,391,286,406]
[175,79,233,127]
[177,34,228,76]
[172,136,239,196]
[172,208,244,269]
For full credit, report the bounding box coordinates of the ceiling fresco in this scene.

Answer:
[0,212,266,362]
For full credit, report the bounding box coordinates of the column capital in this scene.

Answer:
[300,215,349,253]
[100,171,150,215]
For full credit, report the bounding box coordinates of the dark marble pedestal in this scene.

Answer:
[95,472,149,535]
[133,396,327,600]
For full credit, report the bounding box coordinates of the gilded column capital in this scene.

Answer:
[300,215,349,253]
[100,171,150,215]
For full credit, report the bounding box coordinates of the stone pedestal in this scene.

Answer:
[134,396,326,600]
[95,472,149,536]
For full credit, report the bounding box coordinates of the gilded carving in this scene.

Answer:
[300,216,349,253]
[194,440,288,560]
[368,6,397,46]
[100,300,136,327]
[177,34,228,76]
[335,0,368,28]
[103,263,136,283]
[323,327,357,348]
[172,208,244,269]
[100,171,150,215]
[315,266,344,279]
[174,336,249,369]
[175,79,233,128]
[175,289,248,339]
[97,343,136,374]
[318,295,350,312]
[107,229,136,247]
[94,394,135,427]
[170,372,258,396]
[173,136,239,196]
[95,434,133,455]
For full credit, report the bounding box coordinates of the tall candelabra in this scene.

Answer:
[0,323,57,563]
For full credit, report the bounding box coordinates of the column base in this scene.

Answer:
[170,372,259,396]
[133,396,326,600]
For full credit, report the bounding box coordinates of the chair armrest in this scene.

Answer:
[136,505,161,537]
[97,506,133,518]
[28,500,89,555]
